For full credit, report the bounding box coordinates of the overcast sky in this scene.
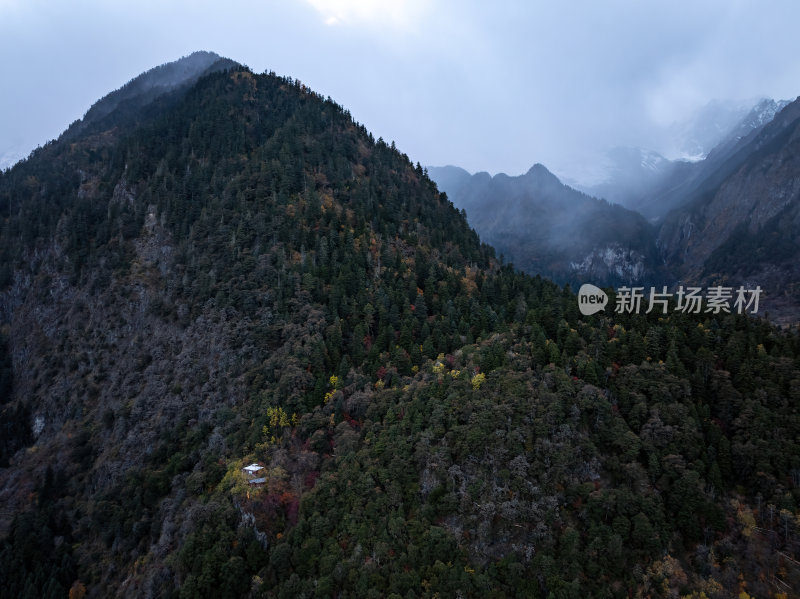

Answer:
[1,0,800,177]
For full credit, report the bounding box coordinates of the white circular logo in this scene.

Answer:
[578,283,608,315]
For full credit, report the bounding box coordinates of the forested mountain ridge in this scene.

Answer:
[63,50,239,142]
[0,55,799,598]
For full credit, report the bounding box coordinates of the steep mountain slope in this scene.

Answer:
[428,164,663,287]
[658,96,800,322]
[0,57,498,596]
[636,98,793,220]
[422,164,471,198]
[666,98,757,160]
[713,99,790,155]
[0,56,799,599]
[572,99,790,220]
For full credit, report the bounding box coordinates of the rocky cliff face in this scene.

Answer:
[657,97,800,321]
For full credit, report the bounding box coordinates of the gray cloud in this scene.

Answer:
[2,0,799,176]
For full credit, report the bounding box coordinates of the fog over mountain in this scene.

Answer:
[0,147,26,171]
[658,95,800,323]
[427,164,663,288]
[560,97,792,216]
[430,94,800,321]
[3,2,800,177]
[664,98,772,161]
[64,51,238,141]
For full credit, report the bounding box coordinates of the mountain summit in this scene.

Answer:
[65,51,239,140]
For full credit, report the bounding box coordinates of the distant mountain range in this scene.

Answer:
[427,164,664,288]
[429,95,800,321]
[63,50,239,141]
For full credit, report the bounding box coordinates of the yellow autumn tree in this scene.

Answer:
[262,406,294,446]
[471,372,486,390]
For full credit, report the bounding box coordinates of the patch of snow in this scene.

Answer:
[33,415,45,438]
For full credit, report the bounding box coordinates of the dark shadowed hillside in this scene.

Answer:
[1,55,799,599]
[658,97,800,323]
[428,164,664,288]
